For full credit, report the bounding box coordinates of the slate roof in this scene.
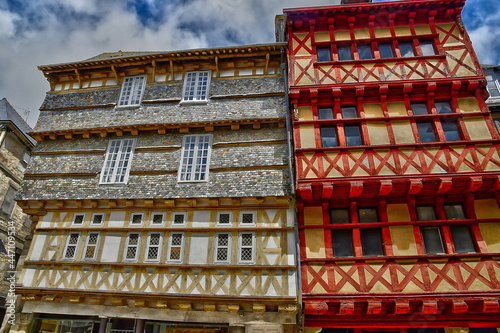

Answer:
[0,98,36,146]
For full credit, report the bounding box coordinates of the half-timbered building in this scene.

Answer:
[11,44,298,333]
[285,0,500,331]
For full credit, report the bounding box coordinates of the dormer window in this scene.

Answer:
[182,71,211,102]
[117,75,147,107]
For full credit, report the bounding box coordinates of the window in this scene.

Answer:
[172,212,187,226]
[83,232,100,260]
[357,44,372,60]
[417,121,437,142]
[399,41,415,57]
[72,213,86,226]
[341,107,362,146]
[168,232,184,262]
[485,70,500,98]
[100,139,136,184]
[435,102,452,114]
[1,186,17,217]
[337,45,353,61]
[358,208,384,256]
[145,232,162,262]
[420,40,436,56]
[238,232,255,264]
[441,119,462,141]
[318,107,334,120]
[124,232,141,261]
[117,75,147,107]
[330,209,354,257]
[320,127,338,147]
[416,206,436,221]
[378,43,394,58]
[411,103,429,115]
[450,225,475,253]
[240,211,256,226]
[215,232,231,263]
[151,213,165,226]
[182,71,210,102]
[18,152,31,172]
[63,232,81,260]
[317,47,332,62]
[420,227,445,254]
[217,212,232,226]
[178,134,212,182]
[444,204,465,220]
[91,213,105,226]
[130,213,144,226]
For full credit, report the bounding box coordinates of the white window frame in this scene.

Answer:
[216,211,233,226]
[117,75,147,107]
[90,213,105,226]
[214,232,232,264]
[238,232,256,264]
[171,212,187,227]
[167,232,185,263]
[486,71,500,99]
[130,212,145,226]
[178,134,213,183]
[150,212,166,226]
[145,232,163,262]
[181,71,211,103]
[83,231,101,260]
[239,211,256,226]
[63,232,81,260]
[99,139,136,185]
[123,232,141,262]
[72,213,86,226]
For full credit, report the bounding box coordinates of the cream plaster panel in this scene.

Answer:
[29,233,46,261]
[189,233,209,264]
[367,122,390,145]
[437,23,462,46]
[304,207,323,226]
[479,223,500,253]
[429,260,458,291]
[22,267,36,287]
[394,26,411,36]
[40,212,53,228]
[319,66,336,84]
[354,29,370,40]
[374,28,391,38]
[192,211,211,228]
[375,149,395,175]
[387,101,407,117]
[295,60,315,85]
[300,125,316,148]
[464,117,491,140]
[293,33,312,56]
[108,211,126,228]
[101,233,121,262]
[334,30,350,41]
[364,103,383,118]
[350,150,369,176]
[480,145,500,171]
[315,31,330,42]
[390,226,417,256]
[287,231,295,265]
[475,199,500,219]
[458,97,481,112]
[309,264,327,293]
[387,204,411,222]
[414,25,431,35]
[400,149,421,174]
[465,262,492,291]
[298,106,313,121]
[336,262,359,293]
[305,229,325,258]
[325,152,341,177]
[393,121,415,144]
[366,262,392,292]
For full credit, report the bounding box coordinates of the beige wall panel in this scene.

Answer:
[295,60,315,85]
[437,23,462,46]
[334,30,350,41]
[367,122,390,145]
[299,125,316,148]
[367,262,392,292]
[309,265,328,293]
[390,226,417,256]
[354,29,370,39]
[374,28,391,38]
[364,103,384,118]
[305,157,319,179]
[429,261,459,291]
[458,97,481,112]
[475,199,500,219]
[414,25,431,35]
[293,33,312,55]
[387,204,411,222]
[394,26,411,36]
[319,66,336,84]
[466,263,492,291]
[393,121,415,144]
[425,148,446,173]
[305,229,325,258]
[304,207,323,226]
[397,261,423,292]
[400,149,421,174]
[315,31,330,42]
[336,262,359,293]
[325,152,342,177]
[481,145,500,171]
[350,151,369,176]
[427,61,446,78]
[387,101,407,116]
[479,223,500,253]
[372,149,394,175]
[465,117,491,140]
[364,65,378,82]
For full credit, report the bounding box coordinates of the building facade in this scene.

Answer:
[11,45,298,333]
[285,0,500,331]
[0,99,35,322]
[483,65,500,131]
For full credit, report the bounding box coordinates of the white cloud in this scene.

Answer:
[0,9,20,38]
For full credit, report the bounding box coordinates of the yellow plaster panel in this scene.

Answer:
[305,229,326,258]
[336,262,359,293]
[464,117,491,140]
[400,148,421,174]
[394,26,411,37]
[390,226,417,256]
[437,23,462,46]
[479,223,500,253]
[304,206,324,226]
[374,28,391,38]
[367,122,390,145]
[458,97,481,112]
[393,121,415,144]
[387,204,411,222]
[310,264,328,293]
[354,29,370,40]
[475,199,500,219]
[334,30,350,41]
[414,25,431,35]
[387,102,407,117]
[350,150,369,176]
[426,60,446,79]
[479,144,500,171]
[366,262,392,293]
[295,59,315,85]
[293,33,312,56]
[364,103,384,118]
[325,152,342,178]
[298,106,313,121]
[376,149,396,175]
[304,328,322,333]
[300,125,316,148]
[315,31,330,43]
[319,65,336,84]
[425,148,446,174]
[461,54,477,75]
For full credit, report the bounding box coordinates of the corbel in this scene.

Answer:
[422,300,439,314]
[378,180,392,197]
[321,183,334,199]
[451,299,468,313]
[394,300,410,314]
[339,301,354,315]
[169,59,174,81]
[298,184,313,201]
[482,298,500,313]
[408,179,423,195]
[310,89,318,105]
[304,301,328,315]
[111,65,120,85]
[468,176,483,193]
[437,178,453,194]
[349,181,363,198]
[367,300,382,315]
[75,69,82,89]
[264,53,270,76]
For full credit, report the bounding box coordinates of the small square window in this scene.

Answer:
[411,103,429,115]
[444,204,466,220]
[378,43,394,58]
[358,208,378,223]
[450,226,475,253]
[399,41,415,57]
[344,125,362,146]
[317,47,332,62]
[182,71,211,102]
[130,213,144,226]
[416,206,437,221]
[420,40,436,56]
[435,102,452,114]
[442,119,462,141]
[72,213,86,225]
[172,212,187,226]
[360,228,384,256]
[240,212,256,226]
[337,45,353,61]
[217,212,232,226]
[91,213,105,225]
[357,44,372,60]
[420,227,445,254]
[331,229,354,257]
[341,107,357,119]
[486,71,500,98]
[320,127,338,147]
[318,108,334,120]
[151,213,165,225]
[417,122,437,143]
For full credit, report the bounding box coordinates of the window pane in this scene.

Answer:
[411,103,429,115]
[435,102,452,114]
[330,209,350,224]
[341,107,357,119]
[338,45,353,61]
[416,206,437,221]
[358,208,378,223]
[421,227,445,254]
[357,44,372,60]
[486,74,500,97]
[442,120,462,141]
[420,40,436,56]
[399,42,415,57]
[360,228,384,256]
[417,122,436,142]
[444,204,465,219]
[450,226,475,253]
[378,43,394,58]
[318,108,334,120]
[317,47,332,62]
[344,125,362,146]
[331,229,354,257]
[321,127,338,147]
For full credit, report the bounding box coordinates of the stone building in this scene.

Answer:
[0,98,35,321]
[285,0,500,331]
[483,65,500,131]
[12,45,298,333]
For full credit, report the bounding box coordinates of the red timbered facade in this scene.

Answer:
[285,0,500,331]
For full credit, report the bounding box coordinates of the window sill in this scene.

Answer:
[180,100,209,105]
[114,105,142,110]
[314,54,445,66]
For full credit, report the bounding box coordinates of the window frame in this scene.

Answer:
[63,232,81,260]
[178,134,213,183]
[214,232,232,264]
[239,211,256,227]
[150,212,166,226]
[99,138,136,185]
[123,232,141,262]
[72,213,86,226]
[83,231,101,261]
[117,75,147,108]
[181,71,211,103]
[1,186,17,217]
[167,232,185,263]
[130,212,145,226]
[171,212,188,227]
[316,47,332,62]
[216,211,233,226]
[90,213,105,226]
[238,231,256,264]
[145,232,163,263]
[485,70,500,98]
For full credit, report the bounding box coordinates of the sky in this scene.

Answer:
[0,0,499,128]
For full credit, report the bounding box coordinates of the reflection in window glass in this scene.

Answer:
[411,103,429,115]
[442,120,462,141]
[378,43,394,58]
[417,122,436,142]
[338,45,353,61]
[420,40,436,56]
[318,108,334,120]
[435,102,452,114]
[357,44,372,60]
[416,206,437,221]
[341,107,357,118]
[344,125,362,146]
[317,47,332,62]
[444,204,466,219]
[421,227,445,254]
[321,127,338,147]
[450,226,475,253]
[358,208,378,223]
[399,42,415,57]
